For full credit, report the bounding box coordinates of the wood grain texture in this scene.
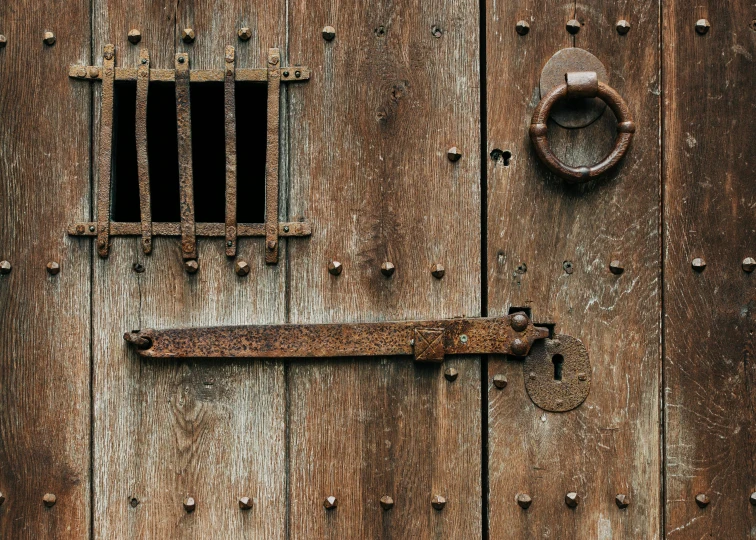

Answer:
[663,1,756,536]
[91,1,287,537]
[0,1,92,537]
[287,0,482,537]
[486,0,661,537]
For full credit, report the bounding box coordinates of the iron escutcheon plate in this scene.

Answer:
[524,334,590,412]
[539,48,608,129]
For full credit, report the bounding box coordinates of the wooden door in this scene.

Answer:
[0,1,753,539]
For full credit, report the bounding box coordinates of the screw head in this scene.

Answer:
[742,257,756,272]
[695,19,710,34]
[183,497,196,512]
[695,493,709,508]
[510,313,529,332]
[615,494,630,509]
[43,493,57,507]
[511,338,528,357]
[691,257,706,271]
[444,367,459,382]
[128,29,142,44]
[616,20,631,35]
[43,31,56,45]
[380,261,395,277]
[749,492,756,506]
[493,374,508,389]
[238,27,252,41]
[328,260,343,276]
[184,260,199,274]
[609,260,624,275]
[379,495,394,510]
[0,35,7,48]
[235,260,251,276]
[46,261,61,275]
[238,496,253,510]
[431,263,445,279]
[447,147,462,162]
[182,28,196,43]
[431,495,446,510]
[516,493,532,509]
[566,19,581,34]
[322,26,336,41]
[0,260,11,274]
[565,492,580,508]
[323,495,337,509]
[515,20,530,35]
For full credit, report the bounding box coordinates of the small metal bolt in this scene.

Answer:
[130,497,139,508]
[238,496,253,510]
[226,240,233,247]
[380,495,394,510]
[431,263,445,279]
[328,260,343,276]
[283,226,290,233]
[238,27,252,41]
[43,493,57,507]
[749,492,756,506]
[295,70,301,78]
[46,261,60,275]
[178,56,186,64]
[0,261,11,274]
[0,492,5,506]
[609,260,624,275]
[493,374,508,389]
[431,495,446,510]
[515,21,530,35]
[184,260,199,274]
[578,372,588,381]
[742,257,756,272]
[447,147,462,162]
[0,35,7,48]
[89,225,96,232]
[182,28,196,43]
[565,492,580,508]
[141,58,147,64]
[616,20,631,35]
[516,493,532,509]
[132,262,145,274]
[43,31,56,45]
[267,240,277,251]
[431,25,443,38]
[322,26,336,41]
[128,29,141,44]
[183,497,196,512]
[380,261,395,277]
[235,260,250,276]
[566,19,581,34]
[615,494,630,508]
[695,493,709,508]
[323,496,337,509]
[511,313,529,332]
[460,334,468,344]
[511,338,528,357]
[691,257,706,271]
[562,260,573,275]
[695,19,710,35]
[444,368,458,382]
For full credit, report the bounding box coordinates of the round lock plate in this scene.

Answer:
[539,48,608,129]
[524,334,591,412]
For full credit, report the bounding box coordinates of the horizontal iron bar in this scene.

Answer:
[69,65,310,83]
[68,221,311,237]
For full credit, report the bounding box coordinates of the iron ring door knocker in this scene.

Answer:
[529,71,636,183]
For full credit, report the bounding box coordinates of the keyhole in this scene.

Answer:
[552,354,564,381]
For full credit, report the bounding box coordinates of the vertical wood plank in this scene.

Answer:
[287,0,481,537]
[663,1,756,536]
[92,1,287,537]
[486,1,661,537]
[0,0,91,537]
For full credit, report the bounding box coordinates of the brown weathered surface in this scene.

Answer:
[0,1,91,536]
[486,1,661,537]
[91,0,287,537]
[287,0,482,536]
[663,1,756,536]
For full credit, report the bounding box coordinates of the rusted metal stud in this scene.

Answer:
[431,495,446,510]
[493,374,508,389]
[323,496,337,509]
[515,21,530,35]
[616,20,631,35]
[444,367,458,382]
[132,262,145,274]
[380,261,395,277]
[511,339,528,357]
[0,35,7,48]
[742,257,756,272]
[235,260,250,276]
[130,497,139,508]
[695,493,709,508]
[749,492,756,506]
[563,260,574,275]
[566,19,581,34]
[447,147,462,162]
[0,261,11,274]
[322,26,336,41]
[516,493,532,509]
[328,260,343,276]
[695,19,710,35]
[565,492,580,508]
[181,28,196,43]
[380,495,394,510]
[183,497,196,512]
[431,25,443,38]
[609,260,624,275]
[510,313,529,332]
[238,496,253,510]
[238,27,252,41]
[691,257,706,271]
[431,264,445,279]
[43,493,57,507]
[615,494,630,509]
[128,29,141,44]
[46,261,60,275]
[43,31,56,45]
[184,260,199,274]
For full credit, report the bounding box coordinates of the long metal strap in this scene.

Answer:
[136,49,152,254]
[224,46,238,256]
[175,53,197,261]
[264,48,281,264]
[96,44,115,258]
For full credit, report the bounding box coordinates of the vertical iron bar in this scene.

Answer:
[264,48,281,264]
[175,52,197,261]
[224,46,238,257]
[136,48,152,254]
[96,44,115,258]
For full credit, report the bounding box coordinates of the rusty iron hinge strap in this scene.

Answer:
[224,46,238,256]
[96,44,115,258]
[264,48,281,264]
[69,65,311,83]
[68,221,311,237]
[124,313,550,362]
[175,53,197,261]
[136,49,152,254]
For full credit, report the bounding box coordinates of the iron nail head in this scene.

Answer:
[380,495,394,510]
[323,496,337,509]
[493,374,508,389]
[517,493,532,509]
[322,26,336,41]
[695,19,711,34]
[431,495,446,510]
[128,29,141,44]
[444,368,459,382]
[515,21,530,35]
[565,492,580,508]
[616,20,631,34]
[615,494,630,509]
[328,260,343,276]
[43,31,56,45]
